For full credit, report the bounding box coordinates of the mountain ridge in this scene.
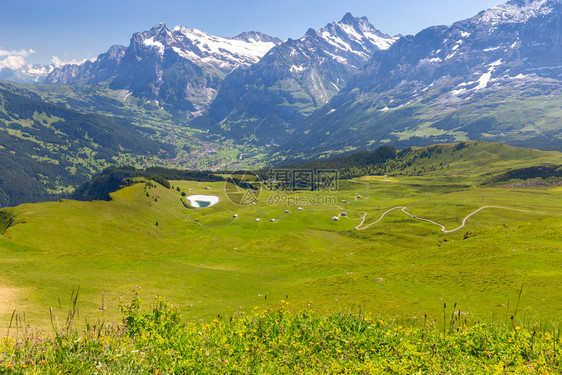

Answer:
[43,23,282,115]
[192,13,396,143]
[289,0,562,156]
[1,1,561,158]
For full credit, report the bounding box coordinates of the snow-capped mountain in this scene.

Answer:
[7,0,560,154]
[193,13,397,143]
[475,0,557,24]
[45,23,281,114]
[292,0,562,154]
[169,26,281,72]
[0,64,54,83]
[316,12,396,62]
[351,0,562,103]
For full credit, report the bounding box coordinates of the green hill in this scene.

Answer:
[72,166,224,201]
[278,141,562,183]
[0,142,560,330]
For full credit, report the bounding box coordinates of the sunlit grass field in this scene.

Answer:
[0,167,560,330]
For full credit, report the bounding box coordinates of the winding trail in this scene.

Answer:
[185,208,240,228]
[355,206,545,232]
[182,183,547,233]
[353,207,405,231]
[271,212,294,222]
[185,205,544,232]
[351,181,371,200]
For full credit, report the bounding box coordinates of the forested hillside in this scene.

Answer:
[0,82,172,207]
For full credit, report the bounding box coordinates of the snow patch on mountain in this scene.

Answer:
[143,38,165,55]
[172,26,280,69]
[290,65,307,73]
[477,0,556,25]
[315,13,396,57]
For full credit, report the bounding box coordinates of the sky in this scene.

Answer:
[0,0,503,68]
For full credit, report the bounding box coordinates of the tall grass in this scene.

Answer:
[0,291,560,374]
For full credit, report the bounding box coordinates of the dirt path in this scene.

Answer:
[351,181,370,200]
[185,208,240,228]
[355,206,545,232]
[182,181,545,233]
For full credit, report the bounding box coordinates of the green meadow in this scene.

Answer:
[0,143,561,332]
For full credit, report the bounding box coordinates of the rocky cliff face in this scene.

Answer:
[292,0,562,155]
[44,45,126,85]
[45,23,281,115]
[194,13,396,143]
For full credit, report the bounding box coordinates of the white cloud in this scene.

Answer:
[0,48,35,71]
[0,48,35,58]
[0,48,93,72]
[0,55,28,70]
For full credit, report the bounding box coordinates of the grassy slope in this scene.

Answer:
[295,83,562,157]
[0,152,559,330]
[24,83,269,170]
[280,141,562,184]
[1,298,560,373]
[0,82,174,206]
[396,141,561,176]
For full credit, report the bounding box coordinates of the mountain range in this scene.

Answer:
[44,24,281,115]
[191,13,396,143]
[0,63,55,84]
[291,0,562,156]
[0,0,561,206]
[22,0,558,153]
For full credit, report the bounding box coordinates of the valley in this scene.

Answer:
[2,1,562,209]
[0,142,560,330]
[0,1,561,371]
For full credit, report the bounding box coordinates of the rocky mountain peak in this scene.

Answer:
[315,13,396,54]
[339,12,371,29]
[105,45,127,59]
[341,12,359,25]
[475,0,559,25]
[233,31,282,44]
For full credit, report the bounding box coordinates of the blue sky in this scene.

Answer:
[0,0,502,67]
